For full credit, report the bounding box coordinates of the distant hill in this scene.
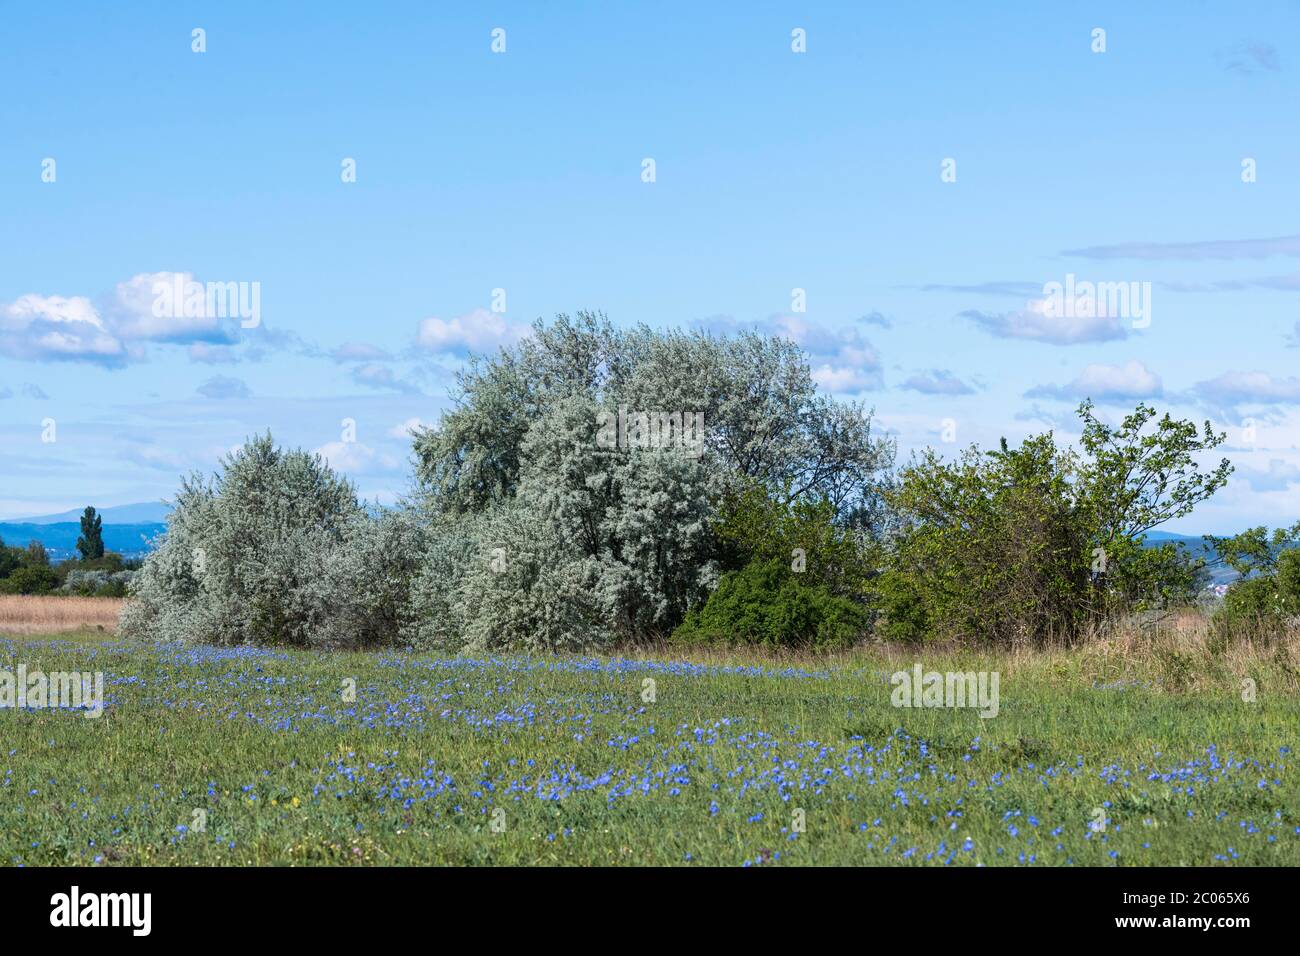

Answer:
[1143,531,1236,586]
[10,501,171,525]
[0,520,166,563]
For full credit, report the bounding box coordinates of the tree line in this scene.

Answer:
[120,313,1296,651]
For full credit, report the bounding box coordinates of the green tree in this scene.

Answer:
[1076,400,1230,608]
[0,537,20,579]
[1209,521,1300,578]
[24,540,50,566]
[77,506,105,560]
[410,313,895,650]
[0,564,60,595]
[881,433,1089,645]
[880,402,1231,645]
[1209,522,1300,645]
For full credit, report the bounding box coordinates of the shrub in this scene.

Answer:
[884,434,1091,645]
[671,558,867,649]
[61,569,135,598]
[873,569,930,643]
[449,502,616,653]
[61,553,128,575]
[1210,547,1300,646]
[412,394,721,652]
[121,434,421,649]
[308,508,430,650]
[0,564,61,595]
[714,481,874,600]
[882,402,1230,646]
[0,538,20,580]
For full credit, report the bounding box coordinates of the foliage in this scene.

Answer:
[0,564,61,595]
[671,558,868,649]
[117,315,1243,653]
[77,506,105,560]
[413,312,894,522]
[1210,521,1300,578]
[60,568,135,598]
[412,393,721,652]
[881,402,1230,645]
[1076,400,1231,542]
[0,538,19,580]
[882,434,1089,645]
[1210,525,1300,644]
[120,434,421,649]
[410,314,893,650]
[713,480,874,599]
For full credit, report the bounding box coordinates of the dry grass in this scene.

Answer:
[628,609,1300,695]
[0,595,124,636]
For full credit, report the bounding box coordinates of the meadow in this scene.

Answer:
[2,598,1298,866]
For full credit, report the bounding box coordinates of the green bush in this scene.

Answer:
[884,434,1092,645]
[0,538,20,580]
[1210,549,1300,645]
[671,558,867,649]
[1209,524,1300,645]
[0,564,61,595]
[714,481,874,599]
[873,569,931,643]
[882,402,1229,646]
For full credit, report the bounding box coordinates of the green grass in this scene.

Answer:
[2,630,1298,866]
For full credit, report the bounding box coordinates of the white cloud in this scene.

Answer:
[351,362,420,393]
[416,308,529,355]
[1192,370,1300,411]
[195,375,251,400]
[107,272,241,345]
[388,417,430,439]
[0,272,249,366]
[747,314,884,392]
[812,363,880,393]
[1026,360,1163,402]
[1239,458,1300,492]
[189,342,241,364]
[315,441,375,473]
[0,294,128,364]
[314,441,400,475]
[901,369,975,395]
[962,299,1129,345]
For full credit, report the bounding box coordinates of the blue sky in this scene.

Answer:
[2,1,1299,534]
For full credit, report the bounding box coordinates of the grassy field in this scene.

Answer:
[0,594,122,635]
[2,606,1299,866]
